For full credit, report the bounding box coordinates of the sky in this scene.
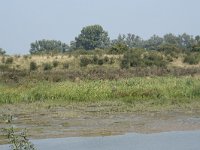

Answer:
[0,0,200,54]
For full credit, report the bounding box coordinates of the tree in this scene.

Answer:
[0,48,6,55]
[112,34,143,49]
[178,33,195,50]
[72,25,110,50]
[30,40,69,54]
[126,33,143,48]
[144,35,163,50]
[163,33,179,45]
[191,35,200,52]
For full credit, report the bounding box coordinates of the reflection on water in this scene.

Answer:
[0,130,200,150]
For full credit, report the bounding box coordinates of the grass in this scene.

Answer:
[1,76,200,110]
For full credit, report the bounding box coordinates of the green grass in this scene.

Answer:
[0,76,200,110]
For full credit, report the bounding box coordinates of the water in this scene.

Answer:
[1,130,200,150]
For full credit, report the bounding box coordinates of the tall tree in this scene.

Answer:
[144,35,163,50]
[72,25,110,50]
[163,33,179,45]
[178,33,195,49]
[192,35,200,52]
[112,34,143,48]
[30,40,69,54]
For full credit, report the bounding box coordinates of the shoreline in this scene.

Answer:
[1,101,200,145]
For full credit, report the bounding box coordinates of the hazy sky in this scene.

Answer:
[1,0,200,54]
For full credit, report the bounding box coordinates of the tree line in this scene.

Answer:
[1,24,200,55]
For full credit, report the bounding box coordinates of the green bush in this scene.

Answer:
[183,53,200,65]
[5,57,14,64]
[43,63,53,71]
[121,49,167,68]
[30,61,37,71]
[80,57,91,67]
[92,55,99,64]
[52,60,59,68]
[143,51,167,67]
[109,42,129,54]
[97,59,104,65]
[121,58,129,69]
[63,62,69,69]
[120,48,144,68]
[104,56,109,63]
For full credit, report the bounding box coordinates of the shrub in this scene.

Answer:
[30,61,37,71]
[6,57,14,64]
[23,55,29,60]
[0,64,9,71]
[121,58,129,69]
[121,48,144,68]
[143,51,167,67]
[183,53,200,65]
[80,57,91,67]
[97,59,104,65]
[158,44,181,58]
[109,42,129,54]
[3,127,36,150]
[43,63,52,71]
[104,56,109,63]
[63,62,69,69]
[92,55,99,64]
[52,60,59,68]
[109,57,115,64]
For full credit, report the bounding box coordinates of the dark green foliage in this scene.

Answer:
[80,57,92,67]
[121,58,130,69]
[191,38,200,52]
[30,40,69,54]
[183,53,200,65]
[6,57,14,64]
[52,60,59,68]
[3,127,36,150]
[30,61,37,71]
[144,35,163,50]
[104,56,109,63]
[109,57,115,64]
[112,34,143,49]
[121,49,167,68]
[63,62,69,69]
[1,115,36,150]
[72,25,110,50]
[192,46,200,52]
[126,48,144,67]
[97,59,104,65]
[143,51,167,67]
[158,44,181,58]
[92,55,99,64]
[109,42,129,54]
[43,63,53,71]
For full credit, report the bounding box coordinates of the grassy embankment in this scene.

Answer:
[1,76,200,111]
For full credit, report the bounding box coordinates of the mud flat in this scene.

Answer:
[1,102,200,145]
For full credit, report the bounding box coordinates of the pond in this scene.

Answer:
[0,130,200,150]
